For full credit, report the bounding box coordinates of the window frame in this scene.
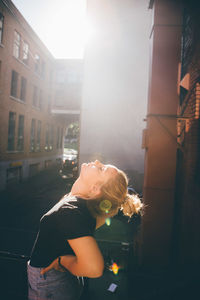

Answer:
[36,120,41,151]
[38,89,43,110]
[30,119,36,152]
[13,30,21,59]
[22,41,29,64]
[0,12,4,44]
[56,127,60,149]
[20,76,27,102]
[34,53,40,74]
[10,70,18,98]
[60,128,63,149]
[17,114,24,151]
[32,85,38,107]
[45,124,50,151]
[49,125,54,151]
[7,111,16,151]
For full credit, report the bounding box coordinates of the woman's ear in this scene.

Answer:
[90,184,101,198]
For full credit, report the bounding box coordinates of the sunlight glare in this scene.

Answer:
[41,0,95,58]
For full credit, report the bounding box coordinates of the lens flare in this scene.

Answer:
[105,218,111,226]
[110,262,119,275]
[99,200,112,212]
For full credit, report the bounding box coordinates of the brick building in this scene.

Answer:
[0,0,82,190]
[173,0,200,266]
[141,0,200,268]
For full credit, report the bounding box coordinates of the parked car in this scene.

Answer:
[60,149,78,179]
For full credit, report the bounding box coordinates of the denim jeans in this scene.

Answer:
[27,261,84,300]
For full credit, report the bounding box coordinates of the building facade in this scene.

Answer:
[0,0,82,190]
[173,0,200,266]
[141,0,200,268]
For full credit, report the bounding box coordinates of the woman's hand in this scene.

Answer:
[40,255,76,275]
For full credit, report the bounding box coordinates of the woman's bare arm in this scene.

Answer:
[63,236,104,278]
[41,236,104,278]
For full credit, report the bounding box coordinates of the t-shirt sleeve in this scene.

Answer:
[56,207,95,240]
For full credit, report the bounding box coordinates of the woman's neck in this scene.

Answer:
[95,216,106,229]
[70,178,88,198]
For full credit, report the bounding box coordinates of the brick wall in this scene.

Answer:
[175,4,200,265]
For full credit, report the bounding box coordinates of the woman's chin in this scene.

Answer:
[81,163,88,171]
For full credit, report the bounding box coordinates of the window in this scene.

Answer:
[60,128,63,148]
[10,70,18,98]
[6,166,22,185]
[13,31,21,58]
[32,86,38,107]
[7,112,16,151]
[56,127,60,149]
[0,12,4,44]
[41,61,45,78]
[20,77,27,101]
[22,41,29,64]
[35,54,40,73]
[49,125,54,150]
[17,115,24,151]
[32,87,42,109]
[45,124,49,151]
[30,119,36,151]
[38,90,43,110]
[36,120,41,151]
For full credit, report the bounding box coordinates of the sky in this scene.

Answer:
[12,0,89,58]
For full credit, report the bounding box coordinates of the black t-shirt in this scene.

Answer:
[30,196,96,267]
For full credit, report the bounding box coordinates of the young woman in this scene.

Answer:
[27,160,143,300]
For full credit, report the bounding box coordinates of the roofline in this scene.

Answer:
[1,0,54,59]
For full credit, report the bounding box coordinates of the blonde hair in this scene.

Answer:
[87,169,143,218]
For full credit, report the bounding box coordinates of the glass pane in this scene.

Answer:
[10,70,18,97]
[7,112,16,151]
[17,115,24,151]
[14,31,20,44]
[20,77,26,101]
[45,124,49,150]
[30,119,36,151]
[38,90,42,109]
[32,86,38,106]
[36,120,41,151]
[57,127,60,148]
[22,42,29,63]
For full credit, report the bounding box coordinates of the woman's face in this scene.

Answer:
[80,160,118,195]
